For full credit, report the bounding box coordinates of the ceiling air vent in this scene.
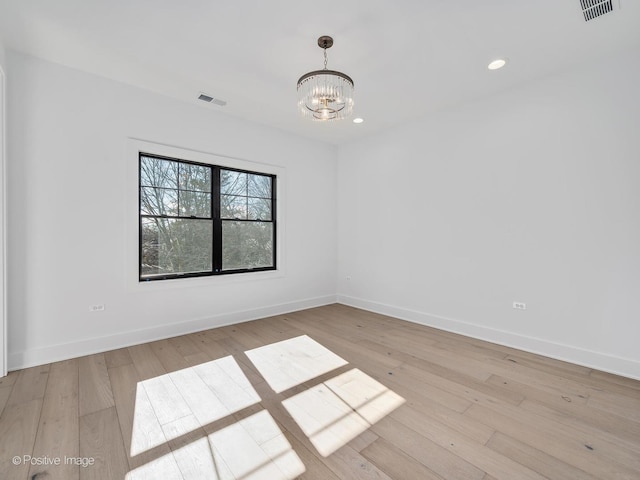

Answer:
[198,92,227,106]
[580,0,614,21]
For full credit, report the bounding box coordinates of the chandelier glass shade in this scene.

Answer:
[297,36,354,121]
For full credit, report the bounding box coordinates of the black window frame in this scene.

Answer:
[138,152,277,282]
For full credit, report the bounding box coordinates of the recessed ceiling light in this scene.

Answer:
[488,59,507,70]
[353,117,364,124]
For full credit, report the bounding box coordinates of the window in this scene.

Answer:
[139,153,276,281]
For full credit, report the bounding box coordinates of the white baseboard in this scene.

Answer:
[8,295,337,371]
[337,295,640,381]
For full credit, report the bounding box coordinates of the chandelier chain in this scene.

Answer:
[323,48,328,70]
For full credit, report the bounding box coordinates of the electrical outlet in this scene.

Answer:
[513,302,526,310]
[89,304,105,312]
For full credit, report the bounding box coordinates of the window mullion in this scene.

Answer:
[212,166,222,273]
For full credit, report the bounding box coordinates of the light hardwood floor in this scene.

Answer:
[0,304,639,479]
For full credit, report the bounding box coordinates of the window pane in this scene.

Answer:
[180,190,211,218]
[141,217,212,277]
[140,156,178,189]
[222,221,274,271]
[180,163,211,192]
[221,195,247,219]
[221,170,247,196]
[247,197,271,220]
[140,187,178,216]
[140,154,276,280]
[248,174,271,198]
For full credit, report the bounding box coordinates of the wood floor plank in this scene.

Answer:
[323,444,394,480]
[367,330,440,358]
[347,430,379,453]
[0,370,18,388]
[504,353,640,402]
[104,348,133,369]
[234,317,298,346]
[487,374,640,449]
[0,399,43,480]
[257,382,391,479]
[105,364,139,458]
[587,388,640,422]
[390,359,524,409]
[256,316,304,339]
[370,365,473,414]
[516,402,640,471]
[189,333,230,360]
[362,438,444,480]
[486,431,601,480]
[0,386,11,417]
[128,343,166,381]
[279,319,403,371]
[162,415,212,480]
[371,416,484,480]
[589,369,640,392]
[6,364,50,405]
[286,431,341,480]
[504,351,593,378]
[79,407,130,480]
[481,399,640,472]
[149,339,190,373]
[429,334,509,361]
[388,402,546,480]
[219,324,265,350]
[506,351,640,403]
[167,334,202,358]
[483,356,596,404]
[107,363,175,472]
[194,325,229,342]
[183,351,212,367]
[28,359,80,480]
[79,354,114,417]
[520,398,640,450]
[212,336,266,383]
[373,338,493,382]
[392,399,494,445]
[465,403,640,479]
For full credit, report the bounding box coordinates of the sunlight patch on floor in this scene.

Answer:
[131,355,260,456]
[127,335,402,477]
[127,410,304,480]
[245,335,348,393]
[326,368,406,425]
[208,410,305,480]
[282,368,405,457]
[126,453,184,480]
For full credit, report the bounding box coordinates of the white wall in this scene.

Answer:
[337,47,640,379]
[6,52,338,370]
[7,46,640,380]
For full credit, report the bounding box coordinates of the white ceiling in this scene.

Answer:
[1,0,639,145]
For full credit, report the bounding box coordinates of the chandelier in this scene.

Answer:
[297,36,354,121]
